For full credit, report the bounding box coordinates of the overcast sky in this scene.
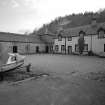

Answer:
[0,0,105,34]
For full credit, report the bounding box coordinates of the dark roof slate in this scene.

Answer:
[0,32,44,44]
[63,22,105,37]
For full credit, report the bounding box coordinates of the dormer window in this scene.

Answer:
[58,34,62,41]
[98,28,105,39]
[68,36,72,41]
[79,31,85,38]
[55,45,59,52]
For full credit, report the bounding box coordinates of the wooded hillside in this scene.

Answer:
[32,9,105,35]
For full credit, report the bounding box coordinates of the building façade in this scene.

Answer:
[0,32,46,54]
[53,19,105,56]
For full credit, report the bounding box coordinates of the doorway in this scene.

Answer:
[46,46,49,53]
[68,46,72,54]
[13,46,18,53]
[36,46,39,53]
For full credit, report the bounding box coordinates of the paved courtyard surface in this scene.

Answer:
[0,54,105,105]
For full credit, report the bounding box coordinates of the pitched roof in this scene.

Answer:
[63,22,105,37]
[0,32,44,44]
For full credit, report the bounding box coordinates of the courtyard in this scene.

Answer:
[0,54,105,105]
[25,54,105,74]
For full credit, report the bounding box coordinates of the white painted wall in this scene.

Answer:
[54,34,105,54]
[54,38,65,53]
[92,35,105,54]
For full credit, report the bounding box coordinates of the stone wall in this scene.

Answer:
[0,41,46,54]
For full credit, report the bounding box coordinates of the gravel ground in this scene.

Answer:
[0,54,105,105]
[25,54,105,74]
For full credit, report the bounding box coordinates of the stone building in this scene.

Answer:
[0,32,46,54]
[1,18,105,56]
[38,32,55,53]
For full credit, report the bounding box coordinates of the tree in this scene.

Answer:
[78,37,85,54]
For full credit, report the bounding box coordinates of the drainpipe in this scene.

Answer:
[89,33,93,55]
[65,36,66,54]
[90,34,92,52]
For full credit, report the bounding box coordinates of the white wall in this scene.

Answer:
[54,38,65,53]
[92,35,105,54]
[54,34,105,54]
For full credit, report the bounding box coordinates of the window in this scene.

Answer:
[58,36,62,41]
[75,44,88,52]
[68,36,72,41]
[98,28,105,38]
[61,45,65,52]
[98,30,105,38]
[84,44,88,52]
[36,46,39,53]
[104,44,105,52]
[79,31,85,38]
[75,44,79,52]
[58,33,62,41]
[55,45,59,52]
[13,46,18,53]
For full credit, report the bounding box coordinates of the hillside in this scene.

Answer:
[32,9,105,35]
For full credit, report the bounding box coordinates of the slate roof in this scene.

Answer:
[63,22,105,37]
[37,30,56,44]
[0,32,44,44]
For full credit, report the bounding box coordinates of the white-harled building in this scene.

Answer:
[54,19,105,55]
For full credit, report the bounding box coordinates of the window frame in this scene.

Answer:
[84,44,88,52]
[68,36,72,41]
[98,30,105,39]
[55,45,59,52]
[58,35,62,41]
[79,31,85,38]
[75,44,88,52]
[75,44,79,52]
[104,44,105,52]
[98,28,105,39]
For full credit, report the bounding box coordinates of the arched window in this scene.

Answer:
[97,28,105,38]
